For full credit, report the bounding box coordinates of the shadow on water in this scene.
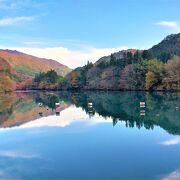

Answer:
[0,91,179,135]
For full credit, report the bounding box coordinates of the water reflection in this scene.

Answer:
[69,91,180,135]
[0,91,180,179]
[0,91,179,135]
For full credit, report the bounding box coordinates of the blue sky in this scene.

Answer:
[0,0,179,68]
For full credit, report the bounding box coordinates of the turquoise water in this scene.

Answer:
[0,91,179,179]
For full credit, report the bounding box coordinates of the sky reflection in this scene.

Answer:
[0,92,179,179]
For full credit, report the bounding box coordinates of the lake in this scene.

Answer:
[0,91,180,179]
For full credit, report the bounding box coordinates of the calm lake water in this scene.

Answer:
[0,91,179,179]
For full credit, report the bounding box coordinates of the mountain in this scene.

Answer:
[98,33,180,64]
[0,50,71,77]
[0,49,71,90]
[66,33,180,91]
[149,33,180,62]
[95,49,139,65]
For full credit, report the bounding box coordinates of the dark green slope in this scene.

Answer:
[149,33,180,62]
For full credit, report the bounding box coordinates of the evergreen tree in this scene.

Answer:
[142,50,153,60]
[110,54,116,66]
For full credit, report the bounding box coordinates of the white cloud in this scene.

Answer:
[0,150,39,159]
[0,0,44,10]
[156,21,180,33]
[0,16,34,26]
[156,21,178,28]
[159,137,180,146]
[163,169,180,180]
[6,45,128,68]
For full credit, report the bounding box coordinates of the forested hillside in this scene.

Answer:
[64,33,180,91]
[1,33,180,92]
[149,33,180,62]
[0,50,71,91]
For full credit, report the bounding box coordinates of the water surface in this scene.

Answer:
[0,91,179,179]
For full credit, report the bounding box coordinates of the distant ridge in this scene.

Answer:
[0,49,71,90]
[0,49,71,76]
[149,32,180,62]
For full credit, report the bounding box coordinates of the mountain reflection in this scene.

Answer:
[0,91,179,135]
[0,92,70,128]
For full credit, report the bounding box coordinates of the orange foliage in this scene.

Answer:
[0,50,70,76]
[0,75,15,92]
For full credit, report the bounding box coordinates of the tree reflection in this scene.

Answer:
[67,91,180,135]
[0,91,179,135]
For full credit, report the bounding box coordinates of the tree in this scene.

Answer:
[110,54,116,66]
[34,72,46,82]
[163,56,180,90]
[126,52,133,64]
[147,59,165,88]
[133,60,149,89]
[119,65,137,90]
[133,51,142,63]
[33,70,62,90]
[86,61,93,69]
[0,75,15,92]
[160,52,172,63]
[117,58,126,69]
[97,61,108,68]
[46,69,58,83]
[70,71,79,88]
[142,50,153,60]
[145,71,156,90]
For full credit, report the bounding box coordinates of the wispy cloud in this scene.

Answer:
[0,0,16,10]
[163,169,180,180]
[156,21,178,28]
[0,0,45,10]
[0,150,39,159]
[156,21,180,33]
[159,137,180,146]
[0,16,34,26]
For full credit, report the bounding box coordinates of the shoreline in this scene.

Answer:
[1,88,180,93]
[14,89,180,93]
